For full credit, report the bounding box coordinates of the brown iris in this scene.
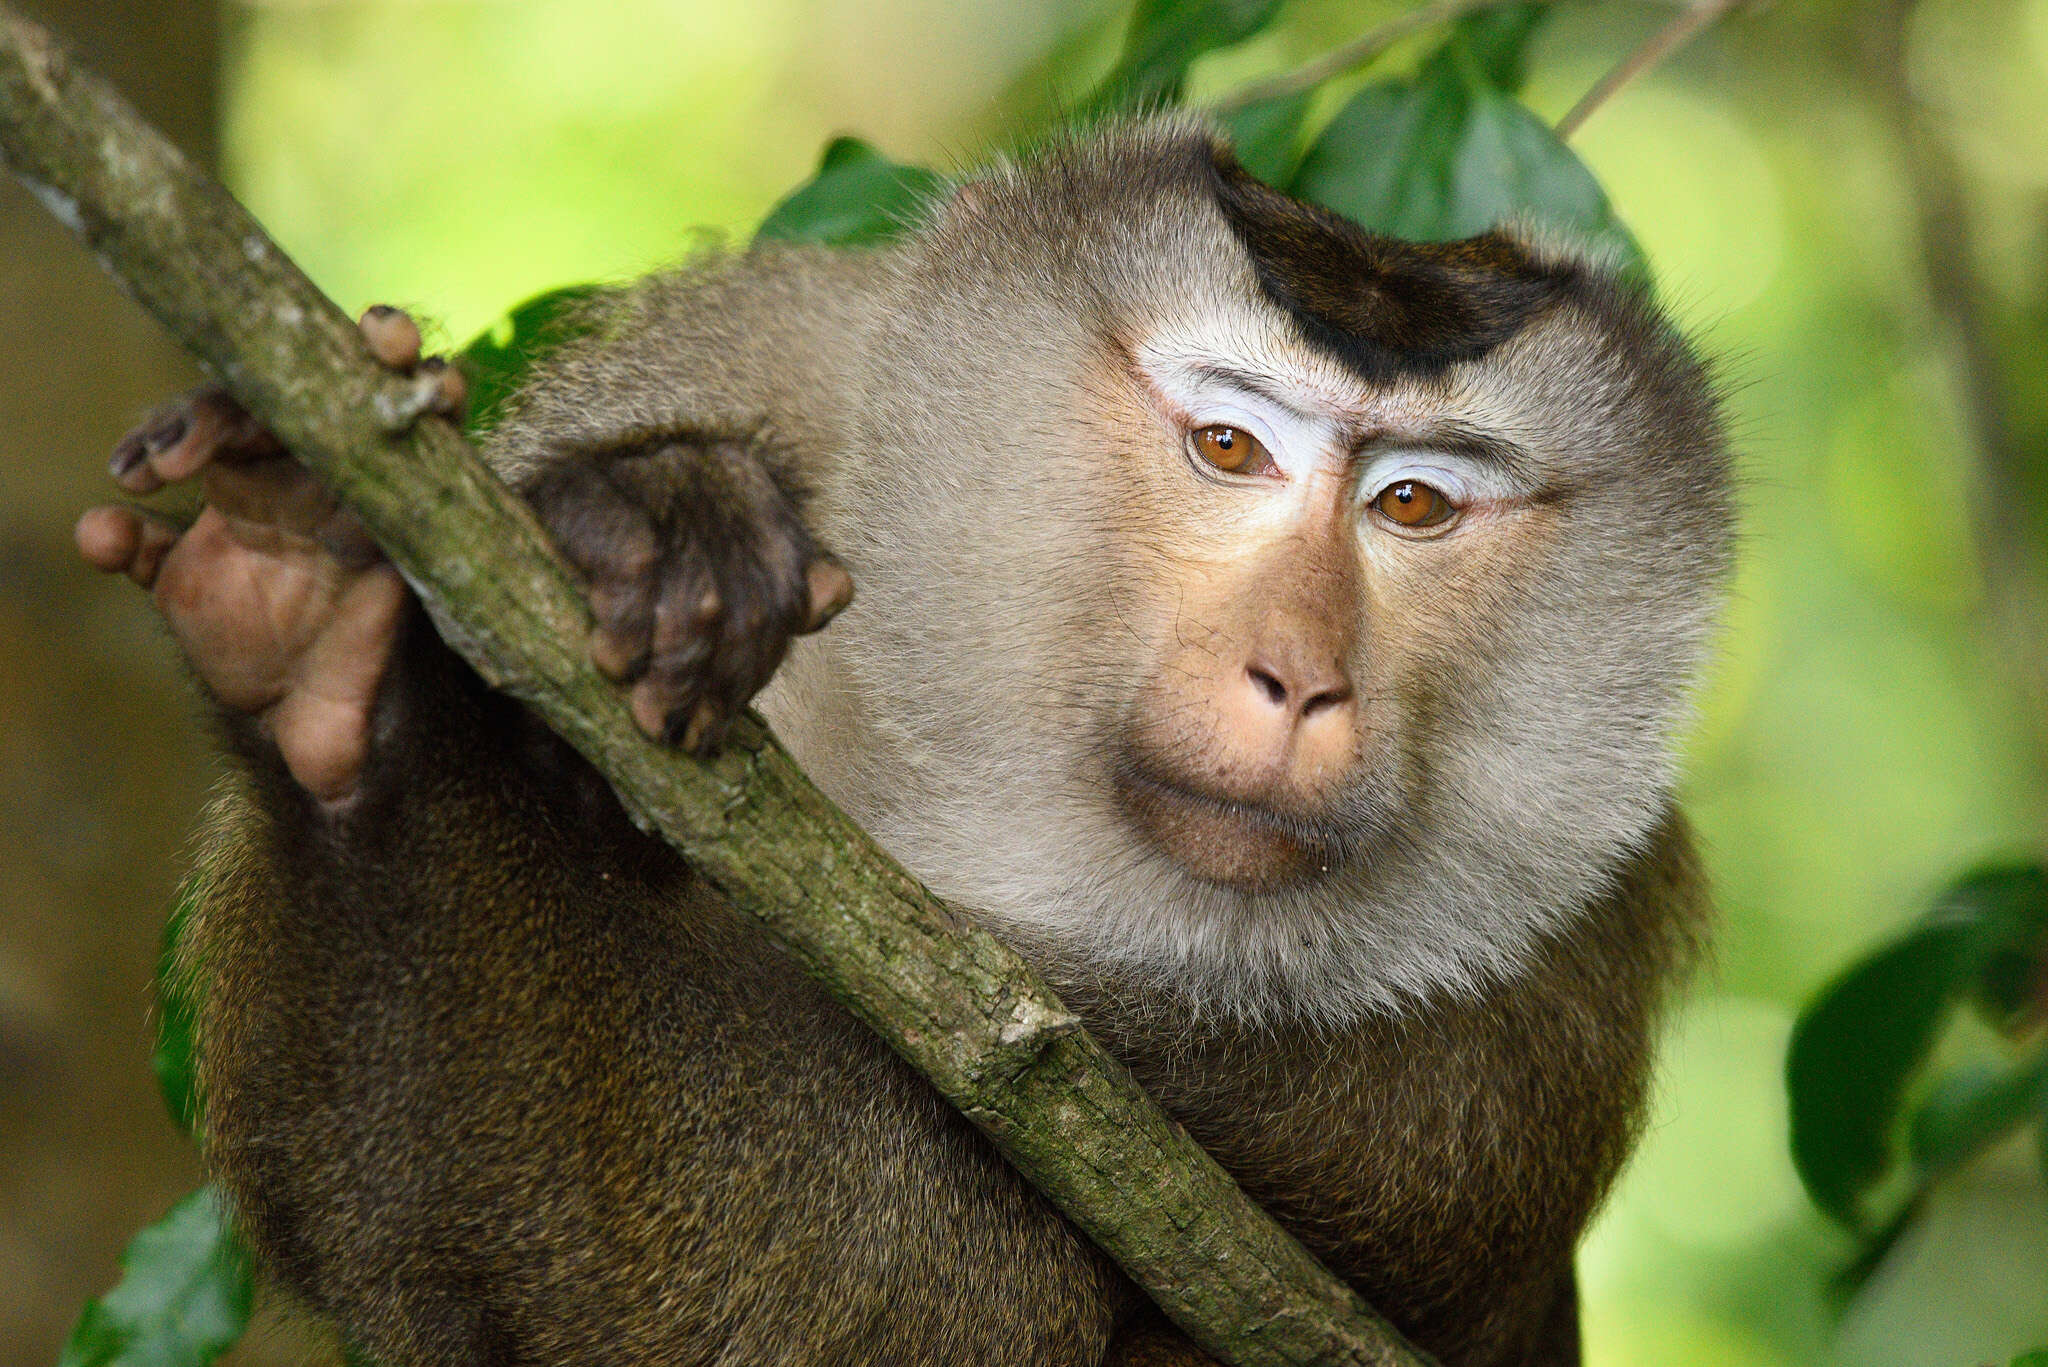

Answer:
[1373,480,1456,529]
[1191,424,1269,474]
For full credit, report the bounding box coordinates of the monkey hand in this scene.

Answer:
[521,438,853,755]
[74,308,461,806]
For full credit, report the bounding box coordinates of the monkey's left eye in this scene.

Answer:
[1189,425,1273,476]
[1370,480,1458,530]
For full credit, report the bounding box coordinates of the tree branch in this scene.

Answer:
[0,8,1434,1366]
[1214,0,1551,115]
[1861,0,2048,766]
[1554,0,1744,141]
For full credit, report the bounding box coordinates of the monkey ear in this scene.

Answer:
[940,181,989,224]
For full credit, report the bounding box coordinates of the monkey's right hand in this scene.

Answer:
[521,439,853,755]
[75,308,454,807]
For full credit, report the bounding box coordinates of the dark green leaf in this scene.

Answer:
[151,877,203,1135]
[1785,919,1988,1228]
[457,284,608,438]
[1907,1055,2048,1178]
[1444,1,1551,93]
[1288,53,1643,275]
[1830,1192,1924,1301]
[1945,863,2048,1024]
[754,138,944,247]
[57,1187,253,1367]
[2008,1352,2048,1367]
[1216,89,1313,185]
[2037,1066,2048,1192]
[1083,0,1285,113]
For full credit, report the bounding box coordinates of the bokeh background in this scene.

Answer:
[3,0,2046,1363]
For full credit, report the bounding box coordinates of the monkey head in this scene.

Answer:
[763,120,1734,1025]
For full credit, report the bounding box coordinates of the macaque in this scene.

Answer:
[78,120,1730,1366]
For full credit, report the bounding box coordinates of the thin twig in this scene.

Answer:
[1214,0,1555,114]
[1555,0,1744,139]
[1861,0,2048,768]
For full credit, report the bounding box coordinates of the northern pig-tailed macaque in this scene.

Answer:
[77,120,1731,1367]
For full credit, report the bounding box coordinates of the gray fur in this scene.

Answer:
[494,118,1733,1026]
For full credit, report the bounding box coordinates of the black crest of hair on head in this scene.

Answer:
[1202,146,1588,383]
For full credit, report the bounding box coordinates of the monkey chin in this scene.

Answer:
[1111,761,1344,893]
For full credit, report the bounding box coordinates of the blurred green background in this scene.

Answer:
[2,0,2045,1364]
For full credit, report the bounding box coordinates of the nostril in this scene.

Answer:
[1247,665,1288,708]
[1301,682,1352,718]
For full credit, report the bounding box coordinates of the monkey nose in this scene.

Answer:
[1229,652,1358,776]
[1244,658,1353,720]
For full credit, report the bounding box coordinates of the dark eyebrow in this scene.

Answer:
[1360,424,1536,481]
[1185,362,1319,422]
[1181,361,1537,479]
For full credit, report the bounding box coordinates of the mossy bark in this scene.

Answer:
[0,9,1433,1364]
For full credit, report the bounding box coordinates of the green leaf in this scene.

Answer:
[1946,863,2048,1025]
[456,284,608,438]
[1083,0,1285,113]
[57,1188,253,1367]
[1216,89,1313,185]
[754,137,944,247]
[2037,1061,2048,1192]
[151,877,203,1135]
[1786,919,1988,1228]
[1787,863,2048,1229]
[1907,1054,2048,1179]
[2008,1352,2048,1367]
[1289,61,1641,273]
[1445,1,1551,93]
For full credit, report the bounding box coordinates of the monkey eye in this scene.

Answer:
[1189,424,1274,476]
[1370,479,1458,531]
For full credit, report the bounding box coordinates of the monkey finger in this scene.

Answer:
[692,610,791,750]
[413,358,469,423]
[108,408,181,493]
[591,597,654,684]
[75,505,182,589]
[588,556,671,682]
[110,387,282,495]
[627,669,713,750]
[802,558,854,633]
[635,634,716,736]
[358,305,423,371]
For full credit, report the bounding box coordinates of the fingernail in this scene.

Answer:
[681,701,719,752]
[142,413,188,454]
[108,435,147,478]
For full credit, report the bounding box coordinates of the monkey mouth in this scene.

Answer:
[1110,756,1354,892]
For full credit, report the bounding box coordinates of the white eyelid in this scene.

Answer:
[1356,450,1508,506]
[1143,365,1335,479]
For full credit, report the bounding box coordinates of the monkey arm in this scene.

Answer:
[185,599,1136,1366]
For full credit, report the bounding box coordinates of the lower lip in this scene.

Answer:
[1115,769,1323,890]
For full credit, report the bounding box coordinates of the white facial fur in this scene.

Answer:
[747,146,1730,1027]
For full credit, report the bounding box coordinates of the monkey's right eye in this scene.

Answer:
[1190,425,1272,476]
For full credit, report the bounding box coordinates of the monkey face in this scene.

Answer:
[1104,322,1538,893]
[763,120,1733,1021]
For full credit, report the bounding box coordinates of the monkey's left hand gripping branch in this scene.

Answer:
[0,11,1435,1366]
